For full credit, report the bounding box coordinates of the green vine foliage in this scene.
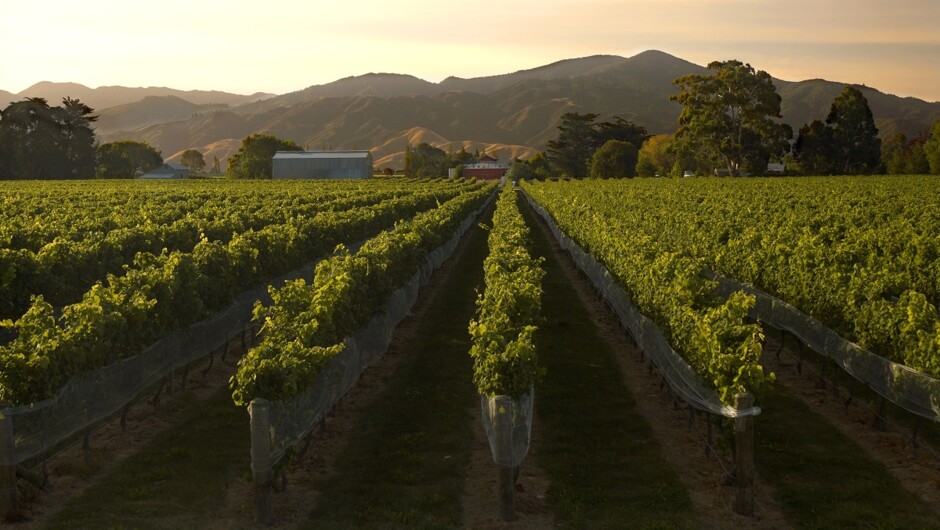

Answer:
[523,180,769,405]
[0,178,480,405]
[468,186,545,398]
[231,184,494,406]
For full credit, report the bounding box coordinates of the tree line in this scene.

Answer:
[514,60,940,179]
[0,98,216,180]
[4,67,940,181]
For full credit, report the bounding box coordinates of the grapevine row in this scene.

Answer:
[468,186,544,398]
[522,180,770,404]
[537,176,940,378]
[0,179,481,405]
[231,183,494,405]
[0,180,442,318]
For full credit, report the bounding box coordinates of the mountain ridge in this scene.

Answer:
[6,50,939,171]
[1,82,272,111]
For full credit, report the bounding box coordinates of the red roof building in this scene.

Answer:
[461,154,509,181]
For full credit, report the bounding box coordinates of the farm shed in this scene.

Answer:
[272,150,373,179]
[138,162,189,179]
[460,154,509,181]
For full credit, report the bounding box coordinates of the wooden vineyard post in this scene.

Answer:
[734,393,755,516]
[491,395,517,522]
[249,399,273,526]
[0,406,17,516]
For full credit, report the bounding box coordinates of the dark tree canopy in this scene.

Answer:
[404,142,449,177]
[826,86,881,174]
[226,134,301,179]
[590,139,639,179]
[672,60,792,176]
[180,149,206,172]
[546,112,598,179]
[881,132,930,175]
[546,113,648,179]
[926,119,940,175]
[96,141,163,179]
[794,120,839,175]
[794,86,881,175]
[0,97,98,180]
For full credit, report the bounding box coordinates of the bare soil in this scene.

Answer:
[525,207,791,529]
[761,333,940,513]
[14,341,248,528]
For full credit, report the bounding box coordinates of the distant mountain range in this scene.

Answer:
[4,51,939,169]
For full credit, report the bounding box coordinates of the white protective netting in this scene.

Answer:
[480,390,534,468]
[707,271,940,422]
[523,193,759,419]
[0,242,373,467]
[261,196,493,468]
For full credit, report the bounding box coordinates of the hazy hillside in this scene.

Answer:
[96,96,229,135]
[776,79,940,138]
[1,82,272,111]
[81,50,940,170]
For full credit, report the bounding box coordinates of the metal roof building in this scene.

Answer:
[138,162,189,179]
[272,150,373,180]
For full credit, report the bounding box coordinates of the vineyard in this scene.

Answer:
[523,176,940,402]
[2,176,940,528]
[0,177,486,406]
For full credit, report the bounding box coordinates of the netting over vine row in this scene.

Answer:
[0,248,351,466]
[707,272,940,422]
[523,193,759,418]
[260,198,491,469]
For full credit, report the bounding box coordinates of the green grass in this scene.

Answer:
[756,383,940,529]
[45,385,250,529]
[522,196,695,529]
[300,208,492,529]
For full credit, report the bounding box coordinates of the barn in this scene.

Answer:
[138,162,189,179]
[461,154,509,181]
[272,150,373,180]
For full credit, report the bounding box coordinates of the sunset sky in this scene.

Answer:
[2,0,938,102]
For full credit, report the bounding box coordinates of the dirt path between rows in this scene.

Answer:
[13,336,249,528]
[524,201,791,529]
[761,333,940,513]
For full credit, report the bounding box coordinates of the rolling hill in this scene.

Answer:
[10,50,939,170]
[0,82,271,112]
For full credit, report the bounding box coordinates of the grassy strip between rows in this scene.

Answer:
[45,384,249,529]
[521,197,695,530]
[299,207,493,529]
[756,384,940,529]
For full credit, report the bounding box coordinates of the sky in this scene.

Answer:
[1,0,938,102]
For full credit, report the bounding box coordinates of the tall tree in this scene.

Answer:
[590,139,639,179]
[881,132,908,174]
[58,97,98,179]
[226,134,301,179]
[180,149,206,172]
[594,117,649,151]
[96,141,163,178]
[923,119,940,175]
[793,120,839,175]
[546,112,598,179]
[672,60,792,176]
[0,97,98,180]
[826,86,881,174]
[403,142,448,177]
